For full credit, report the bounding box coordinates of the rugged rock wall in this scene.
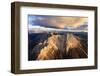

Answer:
[31,33,87,60]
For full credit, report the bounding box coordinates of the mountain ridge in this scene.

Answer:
[29,32,88,60]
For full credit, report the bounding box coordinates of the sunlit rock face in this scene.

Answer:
[30,33,87,60]
[37,33,64,60]
[65,33,87,58]
[37,44,63,60]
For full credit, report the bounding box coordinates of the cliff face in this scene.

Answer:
[66,33,88,58]
[37,34,65,60]
[30,33,87,60]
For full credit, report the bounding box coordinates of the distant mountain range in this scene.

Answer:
[28,24,88,33]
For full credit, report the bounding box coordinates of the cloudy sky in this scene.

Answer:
[28,15,88,33]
